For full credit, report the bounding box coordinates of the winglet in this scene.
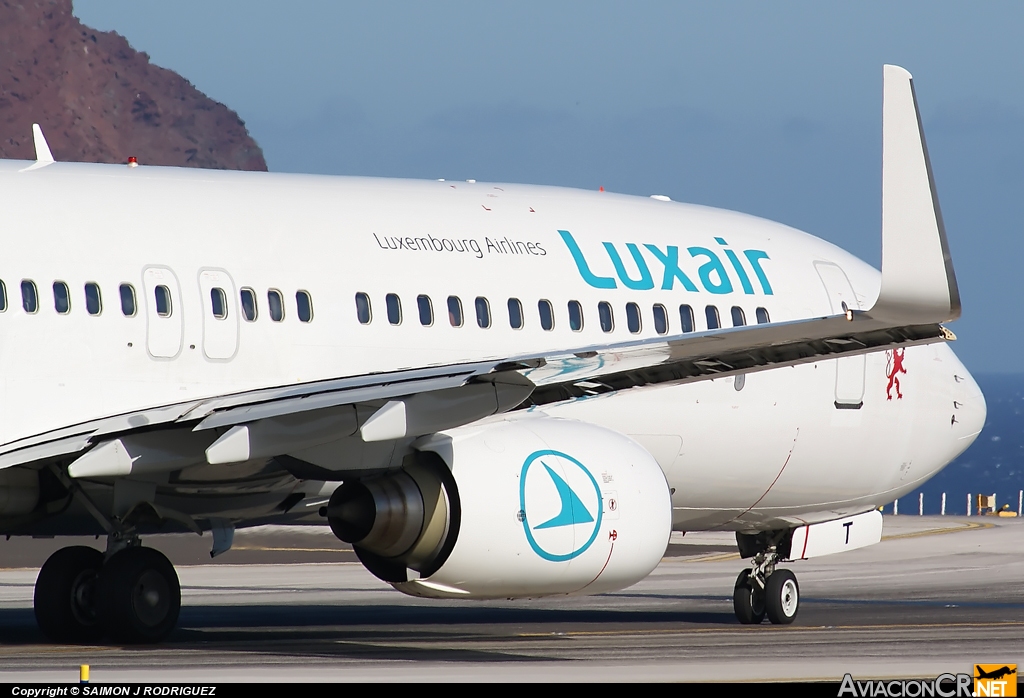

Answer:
[872,65,960,324]
[32,124,54,163]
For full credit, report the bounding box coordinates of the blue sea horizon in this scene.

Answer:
[892,373,1024,516]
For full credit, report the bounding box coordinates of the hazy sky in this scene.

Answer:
[74,1,1024,373]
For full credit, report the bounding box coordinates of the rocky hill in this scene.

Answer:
[0,0,267,170]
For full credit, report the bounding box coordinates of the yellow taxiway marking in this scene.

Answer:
[880,520,993,541]
[680,551,741,563]
[516,620,1024,639]
[0,644,122,655]
[231,545,353,554]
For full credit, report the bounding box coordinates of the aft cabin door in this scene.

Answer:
[142,266,184,359]
[814,262,865,409]
[198,269,239,361]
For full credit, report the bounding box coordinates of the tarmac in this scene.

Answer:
[0,515,1020,682]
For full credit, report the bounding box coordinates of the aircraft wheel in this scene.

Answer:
[765,568,799,625]
[97,547,180,644]
[34,546,105,643]
[732,568,766,624]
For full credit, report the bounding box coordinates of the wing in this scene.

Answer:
[4,65,955,477]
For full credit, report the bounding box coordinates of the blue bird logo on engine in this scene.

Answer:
[519,449,604,562]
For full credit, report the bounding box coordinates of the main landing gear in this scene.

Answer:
[732,547,800,625]
[34,540,180,644]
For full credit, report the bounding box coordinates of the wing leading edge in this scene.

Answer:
[208,63,955,435]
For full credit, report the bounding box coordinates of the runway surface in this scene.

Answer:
[0,516,1021,682]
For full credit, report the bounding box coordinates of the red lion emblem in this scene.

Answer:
[886,348,907,400]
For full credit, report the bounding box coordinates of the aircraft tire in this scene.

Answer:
[764,568,799,625]
[732,569,766,624]
[34,546,105,643]
[96,547,180,644]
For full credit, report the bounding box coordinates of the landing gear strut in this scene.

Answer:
[732,533,800,625]
[33,540,180,644]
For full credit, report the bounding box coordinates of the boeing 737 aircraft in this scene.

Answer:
[0,65,982,643]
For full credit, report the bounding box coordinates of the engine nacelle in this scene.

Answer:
[327,416,671,599]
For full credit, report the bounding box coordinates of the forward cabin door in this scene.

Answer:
[197,269,239,361]
[142,266,184,360]
[814,261,865,409]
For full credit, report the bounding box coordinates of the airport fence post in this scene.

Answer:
[967,493,971,517]
[918,492,923,516]
[941,492,946,516]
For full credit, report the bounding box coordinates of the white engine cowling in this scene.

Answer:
[328,415,671,599]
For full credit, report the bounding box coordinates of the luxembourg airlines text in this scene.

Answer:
[372,233,546,259]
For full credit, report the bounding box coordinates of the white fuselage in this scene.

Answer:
[0,160,985,532]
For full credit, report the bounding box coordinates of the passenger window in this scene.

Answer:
[21,281,37,314]
[355,292,371,324]
[22,281,40,314]
[155,285,173,317]
[568,300,583,332]
[705,305,720,330]
[731,306,746,327]
[475,296,491,328]
[20,281,38,315]
[598,301,614,333]
[85,282,102,316]
[119,283,136,317]
[417,294,433,326]
[538,299,554,331]
[507,298,523,329]
[296,290,313,323]
[268,289,284,322]
[569,300,585,329]
[386,293,402,325]
[652,304,668,335]
[679,304,694,333]
[756,307,770,324]
[626,302,642,334]
[0,280,7,312]
[447,296,463,327]
[53,281,70,315]
[210,288,228,319]
[241,288,258,322]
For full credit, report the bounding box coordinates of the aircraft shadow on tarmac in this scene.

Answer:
[0,604,735,659]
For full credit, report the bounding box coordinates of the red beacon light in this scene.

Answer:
[127,156,139,168]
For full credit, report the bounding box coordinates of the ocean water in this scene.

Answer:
[893,373,1024,515]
